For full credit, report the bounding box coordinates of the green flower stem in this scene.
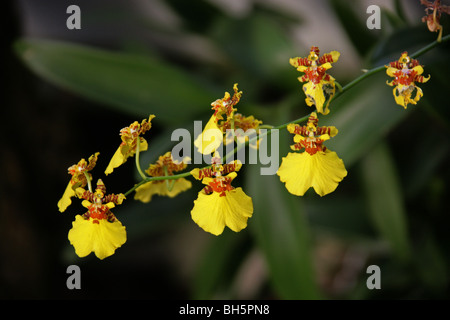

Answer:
[272,113,312,131]
[164,165,175,192]
[84,172,92,193]
[411,33,450,58]
[124,170,192,197]
[135,138,148,181]
[331,64,386,103]
[259,124,275,129]
[123,34,450,197]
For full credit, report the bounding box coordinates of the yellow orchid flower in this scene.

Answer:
[277,112,347,197]
[290,46,340,115]
[68,179,126,260]
[58,152,99,212]
[386,52,430,109]
[105,115,155,175]
[190,158,253,236]
[134,152,192,203]
[194,84,262,154]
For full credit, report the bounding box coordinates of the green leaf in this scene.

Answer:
[360,141,411,262]
[192,230,250,299]
[401,121,450,198]
[330,0,378,56]
[209,11,296,88]
[393,0,407,23]
[246,164,321,299]
[380,7,406,31]
[165,0,223,33]
[305,196,374,240]
[14,38,217,124]
[413,229,448,294]
[248,13,298,79]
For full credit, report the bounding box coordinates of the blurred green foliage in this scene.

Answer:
[9,0,450,299]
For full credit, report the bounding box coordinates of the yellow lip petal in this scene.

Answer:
[277,151,347,197]
[191,187,253,236]
[134,178,192,203]
[68,215,127,260]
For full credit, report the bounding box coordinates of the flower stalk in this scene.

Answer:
[135,138,147,181]
[83,171,92,193]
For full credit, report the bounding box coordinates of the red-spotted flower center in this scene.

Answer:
[205,176,234,197]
